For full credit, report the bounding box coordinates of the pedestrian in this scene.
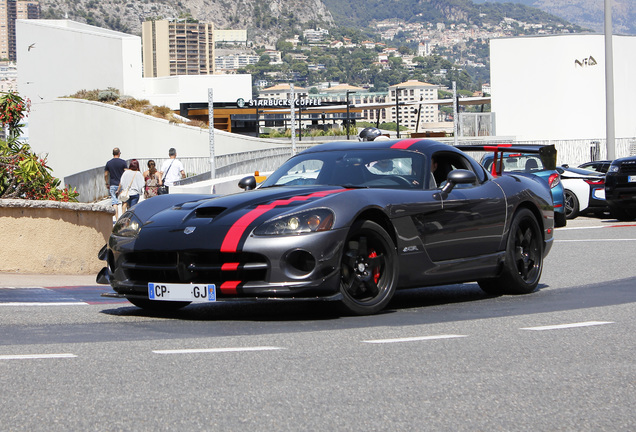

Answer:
[159,147,186,191]
[104,147,127,219]
[117,159,145,212]
[143,160,161,199]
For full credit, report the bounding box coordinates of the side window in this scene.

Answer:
[431,152,478,189]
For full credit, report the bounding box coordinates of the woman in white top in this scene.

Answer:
[117,159,145,212]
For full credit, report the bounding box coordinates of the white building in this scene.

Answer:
[490,34,636,141]
[388,80,440,130]
[15,19,253,181]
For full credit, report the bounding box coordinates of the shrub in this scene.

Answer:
[0,91,78,202]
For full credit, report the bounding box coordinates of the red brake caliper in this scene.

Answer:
[368,250,380,284]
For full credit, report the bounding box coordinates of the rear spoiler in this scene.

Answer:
[457,144,557,177]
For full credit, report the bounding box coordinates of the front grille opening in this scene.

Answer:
[122,250,268,287]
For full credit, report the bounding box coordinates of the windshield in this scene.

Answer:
[260,149,426,189]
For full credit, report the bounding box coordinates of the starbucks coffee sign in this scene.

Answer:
[241,98,323,108]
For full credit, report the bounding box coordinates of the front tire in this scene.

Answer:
[479,208,543,295]
[339,220,398,315]
[564,189,579,219]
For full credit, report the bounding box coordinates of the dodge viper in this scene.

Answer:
[98,139,555,315]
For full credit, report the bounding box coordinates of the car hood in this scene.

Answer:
[125,186,351,252]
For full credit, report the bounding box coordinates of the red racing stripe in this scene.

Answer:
[220,189,347,252]
[391,139,421,149]
[222,263,239,271]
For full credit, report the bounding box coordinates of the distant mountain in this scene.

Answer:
[471,0,635,35]
[38,0,334,42]
[321,0,577,30]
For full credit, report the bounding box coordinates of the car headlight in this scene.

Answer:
[254,209,335,236]
[112,212,142,237]
[608,165,619,173]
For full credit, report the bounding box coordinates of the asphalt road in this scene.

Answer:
[1,216,635,431]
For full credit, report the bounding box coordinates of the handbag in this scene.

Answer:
[119,173,136,202]
[158,160,174,195]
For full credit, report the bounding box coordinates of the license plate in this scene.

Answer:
[148,283,216,302]
[629,176,636,183]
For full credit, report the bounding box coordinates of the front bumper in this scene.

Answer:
[98,228,348,300]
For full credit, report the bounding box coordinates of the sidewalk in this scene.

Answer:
[0,272,99,288]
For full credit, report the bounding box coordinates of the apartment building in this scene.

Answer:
[388,80,440,130]
[0,0,39,60]
[142,19,215,78]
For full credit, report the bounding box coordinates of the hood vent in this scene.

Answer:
[195,206,227,218]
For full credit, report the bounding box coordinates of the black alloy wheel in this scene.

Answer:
[564,189,579,219]
[479,208,543,295]
[339,220,398,315]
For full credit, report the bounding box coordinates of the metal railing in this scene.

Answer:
[66,138,636,203]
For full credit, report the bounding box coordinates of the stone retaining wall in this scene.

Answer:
[0,199,114,275]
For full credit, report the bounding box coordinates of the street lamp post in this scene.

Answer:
[346,90,356,140]
[395,87,403,138]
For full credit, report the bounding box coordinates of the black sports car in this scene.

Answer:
[98,139,555,315]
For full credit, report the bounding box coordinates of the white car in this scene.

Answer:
[558,166,607,219]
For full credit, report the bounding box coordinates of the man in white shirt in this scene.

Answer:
[159,148,186,188]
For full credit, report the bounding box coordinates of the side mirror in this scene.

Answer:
[238,176,257,191]
[440,169,477,197]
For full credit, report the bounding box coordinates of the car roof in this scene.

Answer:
[299,138,460,156]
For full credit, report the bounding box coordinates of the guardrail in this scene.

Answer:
[65,138,635,203]
[65,145,315,202]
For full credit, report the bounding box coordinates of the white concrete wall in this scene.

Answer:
[140,74,253,109]
[28,98,289,182]
[16,20,142,103]
[490,34,636,141]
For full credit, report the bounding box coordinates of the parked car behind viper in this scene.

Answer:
[605,156,636,221]
[475,145,567,227]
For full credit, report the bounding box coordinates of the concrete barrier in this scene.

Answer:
[0,199,114,275]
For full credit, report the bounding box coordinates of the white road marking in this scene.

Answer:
[363,334,467,344]
[0,302,87,306]
[555,239,636,242]
[521,321,614,331]
[0,353,77,360]
[153,346,285,355]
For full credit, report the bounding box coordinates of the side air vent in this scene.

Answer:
[195,206,227,218]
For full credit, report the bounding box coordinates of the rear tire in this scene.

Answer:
[479,208,543,295]
[554,211,567,227]
[609,203,636,221]
[127,298,191,311]
[339,220,398,315]
[564,189,579,219]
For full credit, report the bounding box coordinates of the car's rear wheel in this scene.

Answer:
[127,298,191,311]
[609,203,636,221]
[339,220,398,315]
[479,208,543,295]
[564,189,579,219]
[554,211,567,227]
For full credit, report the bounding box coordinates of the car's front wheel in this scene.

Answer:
[339,220,398,315]
[479,208,543,295]
[564,189,579,219]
